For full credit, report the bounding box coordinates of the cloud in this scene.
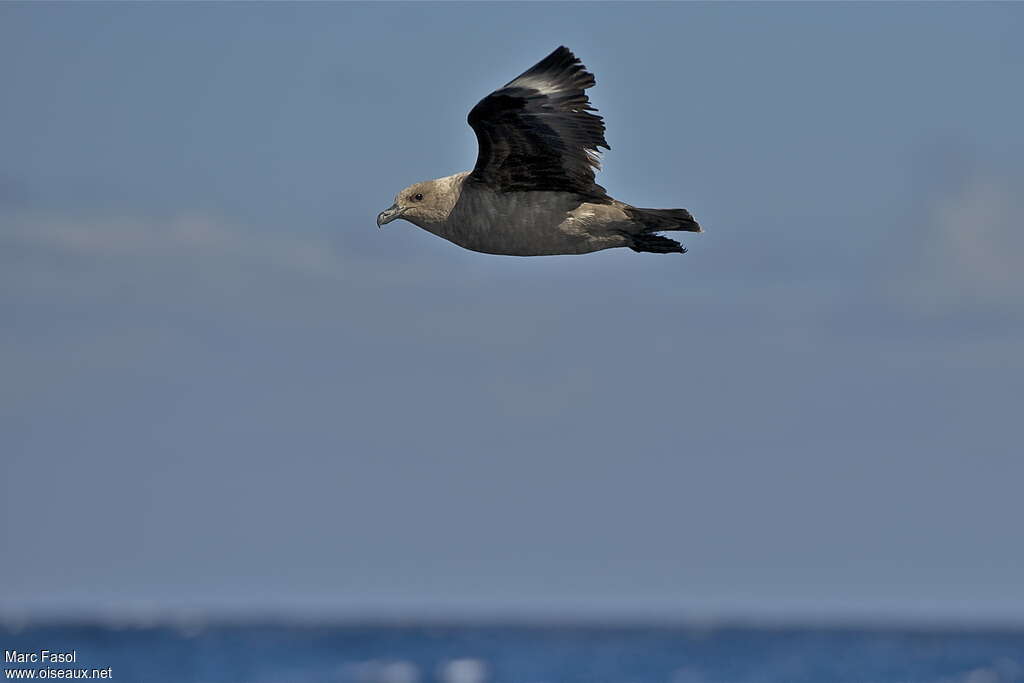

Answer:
[0,209,436,320]
[1,210,342,279]
[898,175,1024,317]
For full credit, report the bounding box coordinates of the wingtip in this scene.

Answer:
[548,46,581,70]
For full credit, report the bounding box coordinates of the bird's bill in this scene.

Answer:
[376,203,404,228]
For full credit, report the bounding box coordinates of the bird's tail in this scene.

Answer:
[627,207,703,233]
[622,207,702,254]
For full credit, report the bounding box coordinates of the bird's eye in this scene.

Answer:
[413,193,424,201]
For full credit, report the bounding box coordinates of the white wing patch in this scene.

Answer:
[513,76,566,96]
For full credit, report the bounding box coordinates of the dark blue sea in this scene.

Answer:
[3,622,1023,683]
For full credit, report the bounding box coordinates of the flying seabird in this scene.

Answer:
[377,46,702,256]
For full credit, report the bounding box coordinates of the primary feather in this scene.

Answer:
[467,46,609,200]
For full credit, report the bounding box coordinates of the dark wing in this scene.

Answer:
[466,46,610,200]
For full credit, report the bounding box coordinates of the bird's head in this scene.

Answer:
[376,177,460,230]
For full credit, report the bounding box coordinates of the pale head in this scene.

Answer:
[376,174,466,230]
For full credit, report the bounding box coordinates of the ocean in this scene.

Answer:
[3,622,1023,683]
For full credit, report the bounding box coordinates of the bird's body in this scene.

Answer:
[377,47,702,256]
[410,172,629,256]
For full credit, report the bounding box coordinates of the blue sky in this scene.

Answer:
[2,2,1023,623]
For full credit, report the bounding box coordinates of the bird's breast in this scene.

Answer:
[432,189,611,256]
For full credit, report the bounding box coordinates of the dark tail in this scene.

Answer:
[627,207,702,233]
[622,207,702,254]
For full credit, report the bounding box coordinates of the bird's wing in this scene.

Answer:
[466,46,610,199]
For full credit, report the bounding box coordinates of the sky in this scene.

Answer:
[1,2,1023,624]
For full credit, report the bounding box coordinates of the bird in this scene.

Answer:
[376,46,702,256]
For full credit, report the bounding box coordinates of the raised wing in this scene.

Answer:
[466,46,610,199]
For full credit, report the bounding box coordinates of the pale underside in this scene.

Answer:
[411,174,632,257]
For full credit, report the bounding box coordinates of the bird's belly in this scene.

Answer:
[440,193,625,256]
[451,220,588,256]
